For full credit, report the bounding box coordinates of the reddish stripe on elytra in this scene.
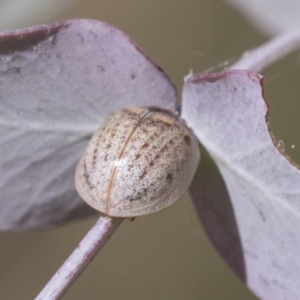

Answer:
[105,110,152,213]
[140,137,175,180]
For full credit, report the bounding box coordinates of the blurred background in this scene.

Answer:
[0,1,299,299]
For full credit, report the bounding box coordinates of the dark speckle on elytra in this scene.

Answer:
[135,154,141,160]
[83,161,91,186]
[141,143,149,149]
[184,135,191,146]
[140,170,147,179]
[166,173,173,183]
[92,148,98,166]
[154,154,160,160]
[160,145,168,153]
[106,144,111,149]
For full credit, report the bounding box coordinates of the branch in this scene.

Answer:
[35,215,123,300]
[230,28,300,72]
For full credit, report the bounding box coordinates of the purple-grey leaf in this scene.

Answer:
[0,19,176,230]
[182,70,300,300]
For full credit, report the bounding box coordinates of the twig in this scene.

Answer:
[35,215,123,300]
[231,28,300,72]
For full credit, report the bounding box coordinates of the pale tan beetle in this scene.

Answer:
[75,107,200,218]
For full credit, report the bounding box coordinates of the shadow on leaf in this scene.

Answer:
[189,143,246,281]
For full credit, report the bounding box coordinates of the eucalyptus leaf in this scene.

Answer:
[0,19,176,230]
[182,70,300,300]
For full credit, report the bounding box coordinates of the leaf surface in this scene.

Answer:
[0,19,176,230]
[182,70,300,300]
